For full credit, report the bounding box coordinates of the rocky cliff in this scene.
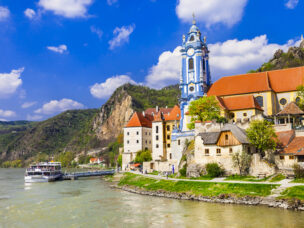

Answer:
[0,83,180,164]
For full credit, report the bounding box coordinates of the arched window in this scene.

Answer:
[280,98,287,106]
[190,36,195,41]
[189,58,194,70]
[256,96,264,107]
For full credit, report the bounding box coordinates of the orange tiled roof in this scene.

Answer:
[163,105,181,121]
[277,102,304,116]
[125,112,152,128]
[219,95,263,111]
[276,130,295,149]
[281,137,304,155]
[208,67,304,96]
[145,107,172,116]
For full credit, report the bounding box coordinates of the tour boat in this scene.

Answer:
[24,162,63,183]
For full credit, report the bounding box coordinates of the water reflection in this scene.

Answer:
[1,169,304,228]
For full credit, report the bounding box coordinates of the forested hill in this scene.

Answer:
[249,39,304,72]
[0,84,180,165]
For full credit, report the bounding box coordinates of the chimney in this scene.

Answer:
[156,106,159,113]
[142,111,145,117]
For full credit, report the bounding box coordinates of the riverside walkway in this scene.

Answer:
[63,170,115,180]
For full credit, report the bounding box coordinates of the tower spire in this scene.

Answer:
[192,12,196,25]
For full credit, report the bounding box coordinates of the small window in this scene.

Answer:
[156,144,159,148]
[289,156,294,160]
[205,149,209,156]
[167,144,171,148]
[216,148,221,155]
[189,58,194,70]
[167,125,170,131]
[136,131,139,135]
[247,147,251,154]
[256,96,264,107]
[296,97,301,104]
[136,140,139,144]
[178,140,181,146]
[127,140,129,144]
[190,35,195,41]
[127,132,129,136]
[145,140,147,144]
[280,98,287,106]
[170,154,172,159]
[156,126,159,133]
[280,156,284,160]
[225,134,228,140]
[189,86,195,92]
[149,132,151,136]
[167,135,170,140]
[229,148,233,154]
[243,113,247,117]
[149,141,151,144]
[156,135,159,141]
[145,132,147,136]
[230,113,235,119]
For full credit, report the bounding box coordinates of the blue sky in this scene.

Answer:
[0,0,303,121]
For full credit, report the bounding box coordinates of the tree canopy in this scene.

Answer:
[134,150,152,164]
[187,96,225,129]
[246,120,277,157]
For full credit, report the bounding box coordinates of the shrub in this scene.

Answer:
[206,163,224,177]
[293,164,304,179]
[179,164,187,177]
[134,150,152,164]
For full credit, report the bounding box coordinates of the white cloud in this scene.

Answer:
[0,6,10,21]
[109,25,135,50]
[0,118,7,121]
[90,26,103,39]
[47,44,68,54]
[0,109,16,118]
[90,75,136,99]
[35,98,84,115]
[144,35,302,88]
[24,8,36,19]
[0,68,23,98]
[22,101,37,109]
[176,0,248,27]
[285,0,299,9]
[145,47,182,89]
[27,114,43,121]
[107,0,118,6]
[38,0,93,18]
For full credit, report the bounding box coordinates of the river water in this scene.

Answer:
[1,169,304,228]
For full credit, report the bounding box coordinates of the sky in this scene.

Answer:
[0,0,303,121]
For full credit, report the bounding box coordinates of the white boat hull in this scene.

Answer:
[24,174,62,183]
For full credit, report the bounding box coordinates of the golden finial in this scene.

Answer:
[192,12,196,24]
[204,36,207,43]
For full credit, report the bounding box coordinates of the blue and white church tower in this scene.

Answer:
[179,16,211,131]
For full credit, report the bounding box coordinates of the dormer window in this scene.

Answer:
[189,58,194,70]
[190,35,195,41]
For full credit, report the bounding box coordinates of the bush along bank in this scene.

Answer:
[116,173,304,211]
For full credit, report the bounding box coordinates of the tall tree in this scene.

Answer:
[187,96,225,129]
[232,150,252,176]
[246,120,277,157]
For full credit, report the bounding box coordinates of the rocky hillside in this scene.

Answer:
[250,39,304,72]
[0,84,180,164]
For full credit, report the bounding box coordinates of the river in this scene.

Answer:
[1,168,304,228]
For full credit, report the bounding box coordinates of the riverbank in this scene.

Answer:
[114,173,304,211]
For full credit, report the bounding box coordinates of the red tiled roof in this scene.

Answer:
[276,130,295,149]
[163,105,181,121]
[208,66,304,96]
[219,95,263,111]
[277,102,304,116]
[125,112,152,128]
[281,137,304,155]
[145,107,173,116]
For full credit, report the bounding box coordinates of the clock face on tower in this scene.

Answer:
[187,48,194,56]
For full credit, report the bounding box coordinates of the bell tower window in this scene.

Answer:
[189,58,194,70]
[190,35,195,41]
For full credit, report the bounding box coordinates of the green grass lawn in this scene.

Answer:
[119,173,277,197]
[280,186,304,200]
[292,178,304,183]
[269,174,286,182]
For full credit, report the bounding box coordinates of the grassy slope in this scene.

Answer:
[119,173,277,197]
[281,186,304,200]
